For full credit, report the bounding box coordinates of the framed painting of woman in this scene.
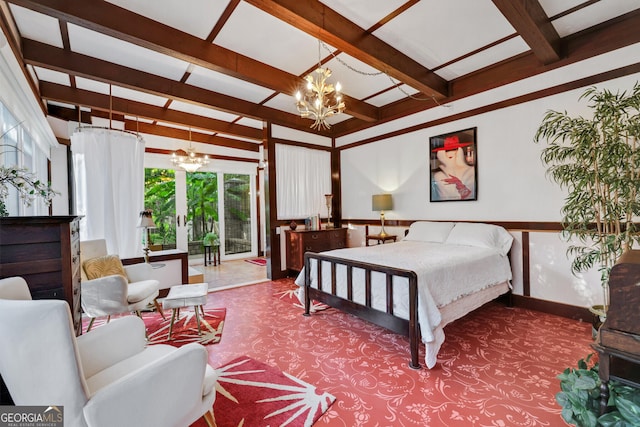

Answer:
[429,127,477,202]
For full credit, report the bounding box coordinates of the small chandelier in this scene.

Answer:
[171,128,209,172]
[295,40,345,130]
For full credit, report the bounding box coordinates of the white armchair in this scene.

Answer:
[0,291,216,427]
[80,239,166,331]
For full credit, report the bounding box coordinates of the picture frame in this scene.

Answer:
[429,127,477,202]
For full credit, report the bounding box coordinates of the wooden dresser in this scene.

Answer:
[0,216,82,335]
[285,228,347,271]
[593,249,640,414]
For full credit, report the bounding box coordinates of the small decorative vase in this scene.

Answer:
[289,220,297,230]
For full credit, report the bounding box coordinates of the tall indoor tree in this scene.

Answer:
[534,83,640,314]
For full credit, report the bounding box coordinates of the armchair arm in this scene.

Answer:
[123,262,154,283]
[80,275,128,317]
[76,316,147,379]
[82,343,210,427]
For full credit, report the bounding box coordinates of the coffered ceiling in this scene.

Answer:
[1,0,639,157]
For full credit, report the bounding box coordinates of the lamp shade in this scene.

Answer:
[138,210,156,228]
[372,194,393,211]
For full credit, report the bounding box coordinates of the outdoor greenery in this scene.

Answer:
[144,168,218,246]
[143,169,251,254]
[557,354,640,427]
[534,84,640,310]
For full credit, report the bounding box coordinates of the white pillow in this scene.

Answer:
[403,221,455,243]
[445,222,513,256]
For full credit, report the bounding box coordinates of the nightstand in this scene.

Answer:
[366,233,397,246]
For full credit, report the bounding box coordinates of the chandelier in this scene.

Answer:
[295,41,345,130]
[171,129,209,172]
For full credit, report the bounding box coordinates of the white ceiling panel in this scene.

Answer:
[9,4,63,48]
[47,100,78,110]
[67,24,191,81]
[32,66,70,86]
[365,85,418,107]
[319,0,407,30]
[105,0,230,40]
[110,86,168,107]
[436,37,530,80]
[550,2,640,38]
[323,54,392,100]
[124,115,153,124]
[186,65,274,104]
[234,117,264,129]
[75,77,110,94]
[74,78,167,107]
[374,0,515,69]
[215,132,261,143]
[263,93,301,116]
[538,0,585,18]
[168,100,241,123]
[214,1,323,76]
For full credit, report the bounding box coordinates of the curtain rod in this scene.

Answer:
[73,125,143,141]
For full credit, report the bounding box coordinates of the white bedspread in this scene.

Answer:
[294,240,512,368]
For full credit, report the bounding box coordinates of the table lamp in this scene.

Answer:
[372,194,393,237]
[138,209,156,263]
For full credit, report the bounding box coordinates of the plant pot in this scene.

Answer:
[589,304,607,340]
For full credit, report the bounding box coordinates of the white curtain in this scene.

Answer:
[71,128,145,258]
[275,144,331,219]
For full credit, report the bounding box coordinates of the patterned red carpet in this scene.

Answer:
[190,278,593,426]
[211,356,335,426]
[82,307,225,347]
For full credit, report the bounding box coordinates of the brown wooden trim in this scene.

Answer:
[265,123,287,280]
[144,147,258,164]
[331,146,341,228]
[343,219,564,232]
[271,137,333,152]
[512,294,592,322]
[522,231,530,297]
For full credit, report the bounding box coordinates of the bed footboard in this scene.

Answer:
[303,252,420,369]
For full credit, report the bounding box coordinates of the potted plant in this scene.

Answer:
[557,354,640,426]
[203,232,219,247]
[534,83,640,319]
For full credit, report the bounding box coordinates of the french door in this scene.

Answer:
[146,168,257,261]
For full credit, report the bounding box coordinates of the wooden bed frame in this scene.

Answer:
[303,252,422,369]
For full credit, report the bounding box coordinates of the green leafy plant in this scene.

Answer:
[203,232,219,246]
[1,133,58,216]
[557,354,640,426]
[534,84,640,311]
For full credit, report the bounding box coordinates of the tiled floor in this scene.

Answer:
[190,257,268,290]
[193,278,594,427]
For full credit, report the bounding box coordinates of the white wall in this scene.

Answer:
[339,73,640,308]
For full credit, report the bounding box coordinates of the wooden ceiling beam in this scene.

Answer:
[21,39,332,134]
[331,10,640,136]
[5,0,378,122]
[48,103,260,152]
[122,121,260,153]
[40,82,264,141]
[145,147,258,164]
[491,0,561,64]
[244,0,449,98]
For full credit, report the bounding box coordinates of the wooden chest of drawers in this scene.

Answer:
[285,228,347,271]
[0,216,82,335]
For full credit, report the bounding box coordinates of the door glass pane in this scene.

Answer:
[187,171,218,257]
[224,174,251,255]
[144,168,176,250]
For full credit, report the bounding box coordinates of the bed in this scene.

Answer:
[294,221,514,369]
